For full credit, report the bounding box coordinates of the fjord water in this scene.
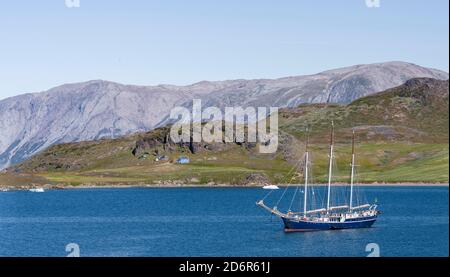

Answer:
[0,186,448,257]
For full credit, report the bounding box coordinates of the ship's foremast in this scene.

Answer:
[349,129,355,210]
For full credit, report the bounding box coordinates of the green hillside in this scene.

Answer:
[1,78,448,188]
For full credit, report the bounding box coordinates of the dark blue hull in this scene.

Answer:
[282,216,377,232]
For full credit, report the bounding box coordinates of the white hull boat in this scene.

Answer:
[29,188,45,193]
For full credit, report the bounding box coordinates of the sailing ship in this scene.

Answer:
[257,123,379,232]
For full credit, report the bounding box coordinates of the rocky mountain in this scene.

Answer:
[3,78,448,187]
[0,61,448,169]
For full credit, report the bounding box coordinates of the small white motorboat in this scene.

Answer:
[262,185,279,190]
[29,188,45,193]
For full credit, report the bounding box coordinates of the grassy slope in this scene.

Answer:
[36,148,292,186]
[1,78,448,187]
[31,142,448,186]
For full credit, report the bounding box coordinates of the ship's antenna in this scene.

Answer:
[326,121,334,213]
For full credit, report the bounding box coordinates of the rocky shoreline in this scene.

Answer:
[0,182,448,191]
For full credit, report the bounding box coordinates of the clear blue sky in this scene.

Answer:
[0,0,448,100]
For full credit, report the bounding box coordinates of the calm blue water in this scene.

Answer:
[0,186,448,257]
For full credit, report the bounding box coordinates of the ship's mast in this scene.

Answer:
[349,129,355,210]
[326,121,334,213]
[303,129,309,216]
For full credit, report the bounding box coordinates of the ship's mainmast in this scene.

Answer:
[303,129,310,216]
[326,121,334,213]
